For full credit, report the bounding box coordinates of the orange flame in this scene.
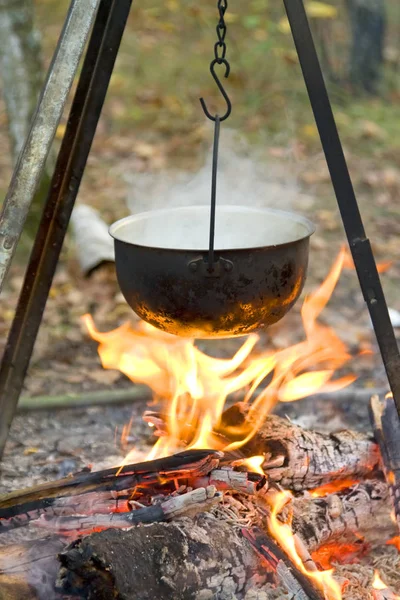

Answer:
[81,250,363,597]
[372,570,400,599]
[268,491,342,600]
[373,571,389,590]
[83,248,356,462]
[232,455,265,475]
[310,479,360,498]
[387,536,400,552]
[343,247,392,274]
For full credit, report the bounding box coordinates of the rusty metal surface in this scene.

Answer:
[0,0,100,294]
[113,237,311,339]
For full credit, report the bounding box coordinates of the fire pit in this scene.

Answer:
[2,253,400,599]
[1,0,400,599]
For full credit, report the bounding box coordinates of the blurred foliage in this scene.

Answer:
[33,0,400,157]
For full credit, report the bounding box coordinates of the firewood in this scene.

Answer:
[0,515,332,600]
[0,449,222,530]
[18,385,150,412]
[288,480,396,552]
[0,490,132,534]
[191,467,266,495]
[243,527,325,600]
[220,404,382,490]
[56,513,325,600]
[57,515,264,599]
[34,487,222,535]
[370,395,400,532]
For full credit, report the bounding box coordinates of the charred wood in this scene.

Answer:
[57,514,269,600]
[370,395,400,532]
[288,480,396,552]
[0,449,221,529]
[34,487,222,535]
[0,514,328,600]
[57,514,325,600]
[220,404,382,490]
[243,527,325,600]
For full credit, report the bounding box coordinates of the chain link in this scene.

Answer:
[215,0,228,62]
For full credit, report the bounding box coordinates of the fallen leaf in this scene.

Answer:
[23,447,40,455]
[359,120,386,141]
[306,1,338,19]
[301,124,318,140]
[87,369,121,385]
[278,2,336,34]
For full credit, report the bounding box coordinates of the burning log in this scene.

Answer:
[57,513,328,600]
[243,527,325,600]
[220,404,382,490]
[288,480,397,552]
[0,513,331,600]
[0,450,221,532]
[57,514,267,599]
[370,395,400,531]
[35,487,222,535]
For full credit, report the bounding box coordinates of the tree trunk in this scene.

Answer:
[0,0,53,238]
[345,0,386,94]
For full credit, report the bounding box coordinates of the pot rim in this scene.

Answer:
[109,205,316,252]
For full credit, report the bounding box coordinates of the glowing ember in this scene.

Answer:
[310,479,360,498]
[387,536,400,552]
[267,490,343,600]
[312,542,367,570]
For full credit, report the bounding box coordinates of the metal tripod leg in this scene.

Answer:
[0,0,133,460]
[0,0,100,293]
[284,0,400,416]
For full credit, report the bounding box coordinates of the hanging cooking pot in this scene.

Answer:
[110,205,315,338]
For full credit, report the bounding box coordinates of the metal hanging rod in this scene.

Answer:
[200,0,232,272]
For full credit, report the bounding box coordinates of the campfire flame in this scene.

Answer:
[373,571,390,590]
[83,247,355,462]
[372,570,400,598]
[268,490,342,600]
[83,248,363,600]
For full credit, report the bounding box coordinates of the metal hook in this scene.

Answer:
[200,58,232,122]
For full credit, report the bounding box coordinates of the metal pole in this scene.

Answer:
[0,0,132,460]
[283,0,400,416]
[0,0,100,294]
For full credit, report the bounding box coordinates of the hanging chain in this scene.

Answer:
[215,0,228,62]
[200,0,232,123]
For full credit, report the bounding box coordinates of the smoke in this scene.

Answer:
[125,129,313,215]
